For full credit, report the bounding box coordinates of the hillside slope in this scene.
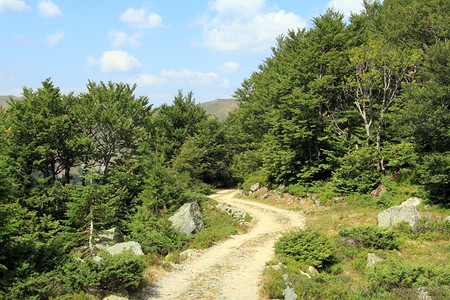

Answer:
[199,98,238,120]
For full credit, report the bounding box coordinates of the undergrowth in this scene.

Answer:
[260,176,450,299]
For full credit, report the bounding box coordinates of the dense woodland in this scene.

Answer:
[0,0,448,298]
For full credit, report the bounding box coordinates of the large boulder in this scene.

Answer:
[378,205,420,228]
[106,241,144,256]
[94,227,124,250]
[169,202,204,235]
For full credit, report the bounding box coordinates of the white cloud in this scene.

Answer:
[327,0,365,17]
[128,74,167,87]
[38,0,61,18]
[120,7,163,29]
[219,62,240,75]
[108,30,143,48]
[86,54,98,67]
[46,30,64,45]
[99,50,141,73]
[161,68,228,87]
[197,0,306,53]
[0,0,30,12]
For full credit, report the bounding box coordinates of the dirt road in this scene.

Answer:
[145,189,305,300]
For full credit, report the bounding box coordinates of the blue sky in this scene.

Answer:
[0,0,366,106]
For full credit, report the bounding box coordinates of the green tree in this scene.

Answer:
[347,40,421,172]
[151,90,208,161]
[77,81,152,179]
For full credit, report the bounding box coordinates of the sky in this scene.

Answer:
[0,0,366,106]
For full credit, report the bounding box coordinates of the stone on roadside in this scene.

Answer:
[260,193,269,200]
[378,205,420,228]
[179,249,200,261]
[103,296,128,300]
[250,182,260,192]
[106,241,144,256]
[169,202,204,235]
[284,286,297,300]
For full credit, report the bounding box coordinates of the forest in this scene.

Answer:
[0,0,448,298]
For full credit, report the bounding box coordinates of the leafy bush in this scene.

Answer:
[332,147,380,194]
[275,229,336,269]
[339,225,399,250]
[419,152,450,207]
[394,218,450,241]
[62,251,146,296]
[261,267,285,299]
[368,257,450,294]
[129,215,187,256]
[241,171,269,192]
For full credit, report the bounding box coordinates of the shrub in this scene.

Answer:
[241,170,269,192]
[275,229,336,269]
[62,251,146,295]
[332,147,380,194]
[394,218,450,241]
[339,225,399,250]
[368,257,450,294]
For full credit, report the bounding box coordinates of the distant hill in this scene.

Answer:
[199,98,238,120]
[1,95,239,120]
[0,95,22,109]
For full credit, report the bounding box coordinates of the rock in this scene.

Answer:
[283,286,297,300]
[277,184,285,193]
[179,249,200,261]
[417,287,432,300]
[103,296,128,300]
[378,205,421,228]
[371,185,388,197]
[250,182,260,192]
[106,241,144,256]
[314,199,321,207]
[446,216,450,221]
[401,197,423,207]
[307,266,319,275]
[169,202,204,235]
[299,270,311,278]
[366,253,384,268]
[260,193,269,200]
[94,227,124,250]
[216,203,247,221]
[283,273,289,281]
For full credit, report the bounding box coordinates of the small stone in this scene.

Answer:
[283,273,289,281]
[366,253,384,268]
[283,286,297,300]
[260,193,269,200]
[401,197,423,207]
[371,185,388,197]
[307,266,318,275]
[250,182,260,192]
